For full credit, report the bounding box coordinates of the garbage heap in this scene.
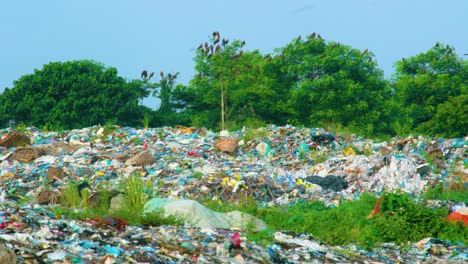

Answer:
[0,125,467,263]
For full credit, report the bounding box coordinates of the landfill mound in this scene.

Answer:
[0,125,467,263]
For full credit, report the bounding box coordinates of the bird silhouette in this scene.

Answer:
[160,71,164,79]
[197,43,203,50]
[231,50,243,59]
[148,72,155,80]
[310,32,316,38]
[210,45,214,53]
[141,70,148,79]
[222,38,229,46]
[215,45,221,54]
[241,40,246,47]
[317,34,322,39]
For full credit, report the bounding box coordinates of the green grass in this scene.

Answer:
[202,192,468,248]
[53,176,467,249]
[422,183,468,203]
[52,173,182,227]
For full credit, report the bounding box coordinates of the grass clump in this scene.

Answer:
[204,192,467,248]
[52,173,181,227]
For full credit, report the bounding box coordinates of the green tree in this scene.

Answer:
[425,94,468,137]
[277,34,393,136]
[172,33,265,130]
[0,60,149,129]
[393,43,467,133]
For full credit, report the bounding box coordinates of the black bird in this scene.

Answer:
[141,70,148,79]
[241,40,246,46]
[317,34,322,39]
[148,72,155,80]
[222,38,229,46]
[310,32,316,38]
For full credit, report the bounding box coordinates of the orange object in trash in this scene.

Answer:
[215,138,237,153]
[446,212,468,226]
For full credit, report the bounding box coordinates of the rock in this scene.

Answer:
[36,189,61,205]
[47,166,65,182]
[0,130,30,148]
[0,243,17,264]
[215,138,237,153]
[125,149,156,166]
[11,147,39,163]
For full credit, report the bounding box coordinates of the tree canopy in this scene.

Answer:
[0,60,149,129]
[392,43,467,136]
[0,36,466,138]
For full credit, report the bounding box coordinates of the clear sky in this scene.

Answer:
[1,0,467,109]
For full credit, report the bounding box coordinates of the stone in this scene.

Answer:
[11,147,39,163]
[0,130,31,148]
[125,149,156,166]
[0,243,17,264]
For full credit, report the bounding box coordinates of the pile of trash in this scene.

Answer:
[0,125,467,263]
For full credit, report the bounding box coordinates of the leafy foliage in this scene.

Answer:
[392,43,467,134]
[0,60,149,129]
[0,36,466,138]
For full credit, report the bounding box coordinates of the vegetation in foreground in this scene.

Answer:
[47,172,467,249]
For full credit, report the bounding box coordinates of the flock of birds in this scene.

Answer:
[138,31,457,82]
[195,31,246,59]
[140,70,179,82]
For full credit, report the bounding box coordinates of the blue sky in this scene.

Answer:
[1,0,467,109]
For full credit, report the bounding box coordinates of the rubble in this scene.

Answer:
[0,125,467,263]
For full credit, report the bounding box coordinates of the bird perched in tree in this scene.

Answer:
[197,43,203,50]
[168,73,172,80]
[160,71,164,79]
[231,50,243,59]
[213,32,220,44]
[148,72,155,80]
[210,45,214,53]
[141,70,148,79]
[222,38,229,46]
[297,35,301,41]
[310,32,316,38]
[241,40,246,47]
[317,34,322,39]
[215,45,221,54]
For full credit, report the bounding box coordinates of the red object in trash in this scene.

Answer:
[188,150,196,156]
[446,212,468,226]
[230,231,241,248]
[367,196,383,218]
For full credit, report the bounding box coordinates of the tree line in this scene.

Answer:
[0,33,466,138]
